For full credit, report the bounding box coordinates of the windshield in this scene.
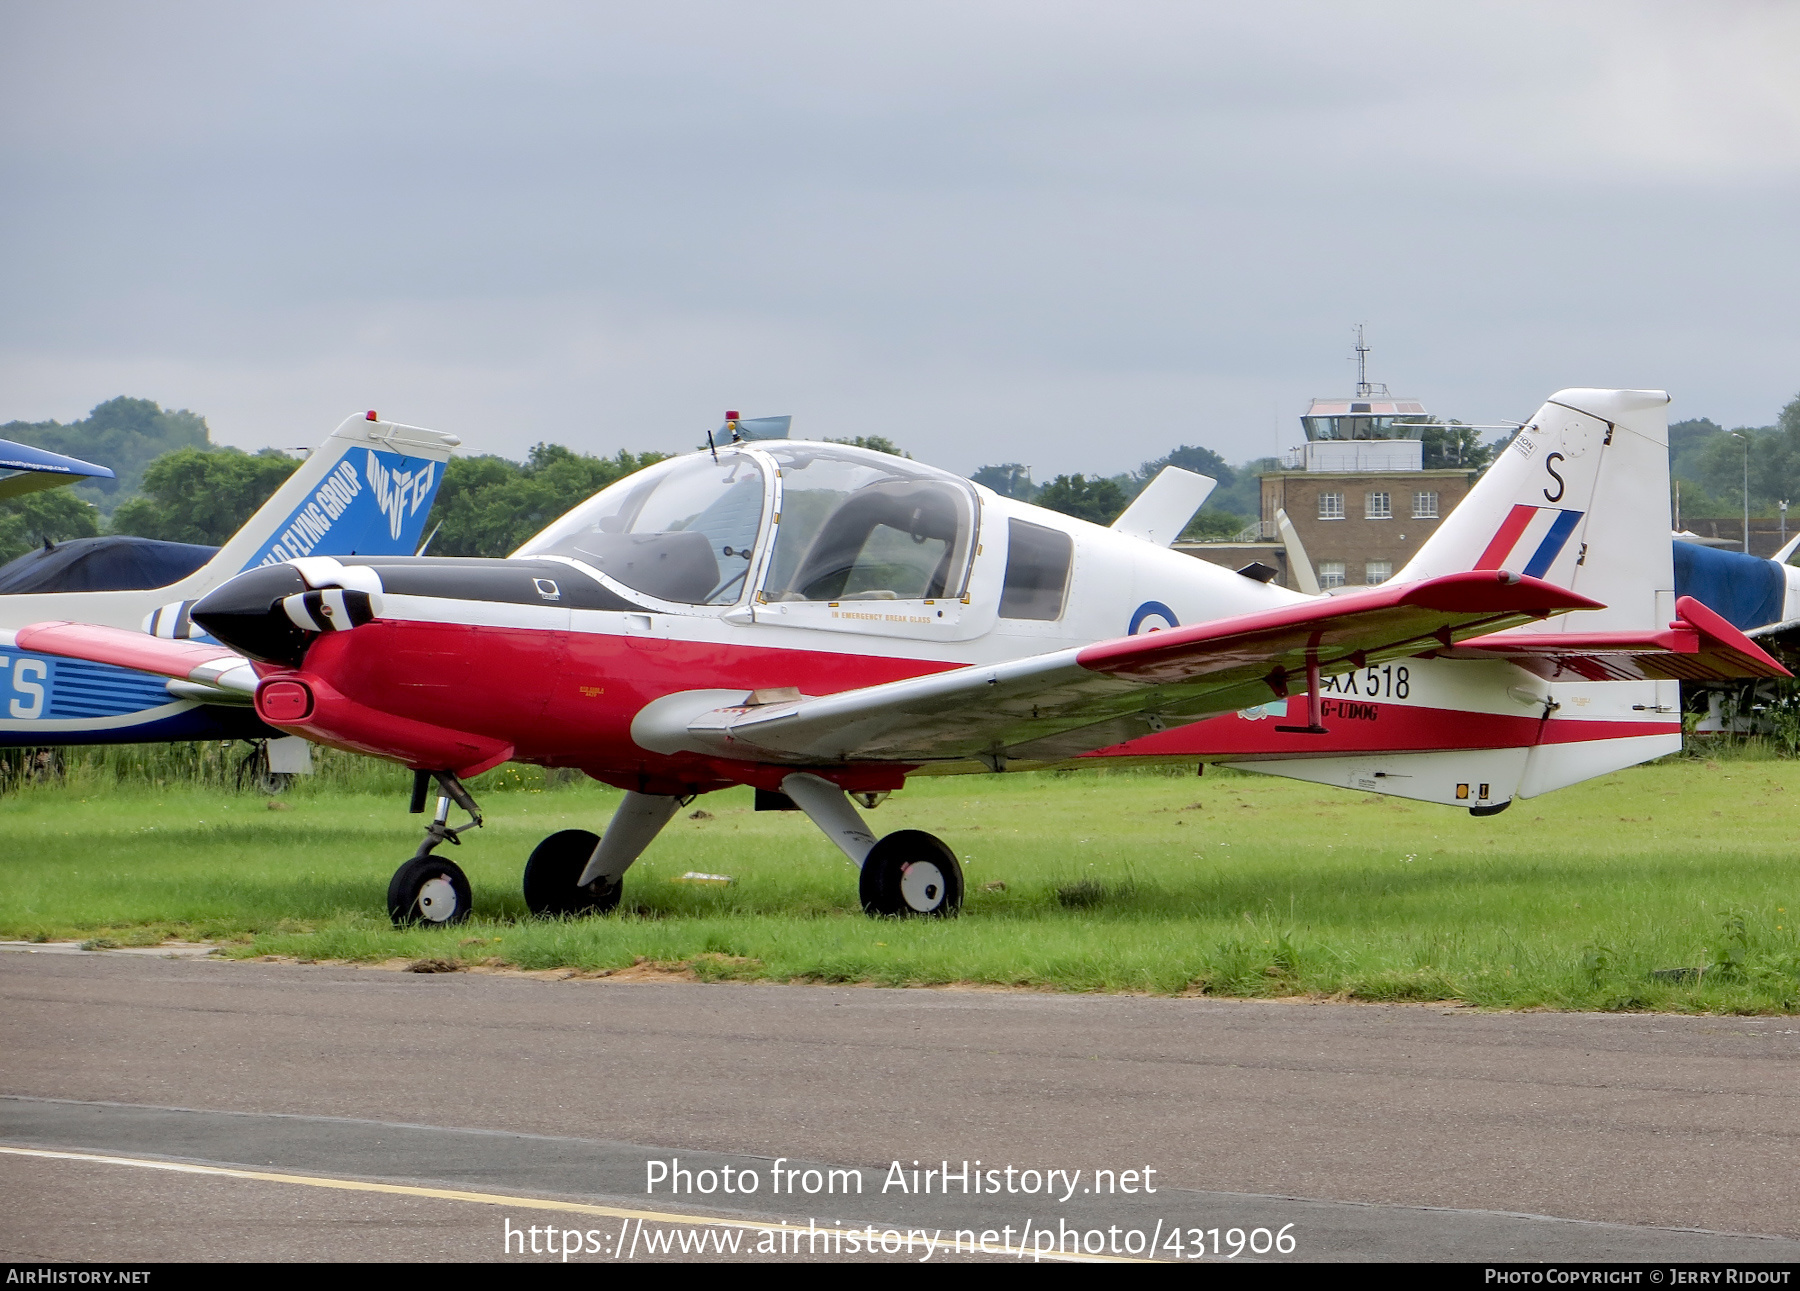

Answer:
[515,452,766,605]
[762,444,976,602]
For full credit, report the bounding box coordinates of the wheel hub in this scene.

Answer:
[416,875,460,922]
[898,860,945,912]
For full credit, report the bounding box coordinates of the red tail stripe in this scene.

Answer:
[1474,504,1537,570]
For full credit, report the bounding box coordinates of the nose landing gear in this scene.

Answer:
[388,771,484,927]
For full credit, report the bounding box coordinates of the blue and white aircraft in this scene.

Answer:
[0,412,456,748]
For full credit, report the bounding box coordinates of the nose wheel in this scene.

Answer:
[859,829,963,917]
[388,855,472,926]
[388,769,484,928]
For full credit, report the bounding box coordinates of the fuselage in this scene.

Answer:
[195,441,1676,802]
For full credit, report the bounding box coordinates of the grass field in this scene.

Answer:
[4,748,1799,1012]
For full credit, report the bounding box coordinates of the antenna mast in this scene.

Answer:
[1353,323,1372,398]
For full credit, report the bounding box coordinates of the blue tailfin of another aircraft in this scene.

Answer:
[210,414,460,574]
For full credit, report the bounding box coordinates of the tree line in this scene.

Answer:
[970,418,1506,536]
[1667,395,1800,522]
[4,392,1794,567]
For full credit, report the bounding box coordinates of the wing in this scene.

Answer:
[634,570,1603,768]
[1444,595,1790,682]
[6,622,259,698]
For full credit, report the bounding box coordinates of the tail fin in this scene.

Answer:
[1398,389,1673,634]
[205,415,459,575]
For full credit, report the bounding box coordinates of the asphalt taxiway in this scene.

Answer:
[2,949,1797,1263]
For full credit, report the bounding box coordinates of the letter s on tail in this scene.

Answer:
[1398,388,1672,636]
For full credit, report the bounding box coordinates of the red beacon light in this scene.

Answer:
[366,410,379,421]
[725,410,740,422]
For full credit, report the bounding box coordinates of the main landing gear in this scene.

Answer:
[387,768,963,926]
[523,791,680,919]
[778,773,963,918]
[388,770,483,927]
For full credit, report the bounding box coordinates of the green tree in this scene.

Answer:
[110,447,300,545]
[1034,473,1128,525]
[1669,417,1724,486]
[0,489,103,564]
[1206,456,1280,520]
[426,444,669,558]
[1179,509,1249,541]
[970,463,1036,499]
[1419,421,1497,471]
[825,435,910,458]
[2,397,211,515]
[1136,445,1235,493]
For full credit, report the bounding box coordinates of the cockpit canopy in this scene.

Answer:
[514,442,978,608]
[760,444,975,603]
[517,450,766,604]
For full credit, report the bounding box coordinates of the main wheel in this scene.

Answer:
[387,855,472,927]
[523,829,622,918]
[859,830,963,918]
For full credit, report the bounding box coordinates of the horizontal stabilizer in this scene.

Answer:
[7,621,257,694]
[1445,595,1789,682]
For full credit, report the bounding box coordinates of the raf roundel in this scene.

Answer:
[1128,601,1179,636]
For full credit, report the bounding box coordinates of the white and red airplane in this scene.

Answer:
[13,389,1783,925]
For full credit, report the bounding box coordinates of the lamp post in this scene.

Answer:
[1730,431,1750,553]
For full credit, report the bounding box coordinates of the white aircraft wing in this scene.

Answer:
[637,571,1604,768]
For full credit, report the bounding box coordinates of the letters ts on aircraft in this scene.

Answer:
[17,391,1784,925]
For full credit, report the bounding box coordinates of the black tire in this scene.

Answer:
[387,855,472,927]
[859,830,963,918]
[522,829,621,918]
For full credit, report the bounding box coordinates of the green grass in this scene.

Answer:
[4,750,1800,1012]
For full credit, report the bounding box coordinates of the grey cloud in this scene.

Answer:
[1,0,1796,475]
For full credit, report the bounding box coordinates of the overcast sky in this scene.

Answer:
[2,1,1797,476]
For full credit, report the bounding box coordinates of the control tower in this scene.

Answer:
[1179,330,1479,591]
[1263,329,1472,587]
[1287,328,1431,471]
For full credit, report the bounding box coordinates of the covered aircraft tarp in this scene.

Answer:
[0,535,218,595]
[1673,540,1784,631]
[0,438,116,500]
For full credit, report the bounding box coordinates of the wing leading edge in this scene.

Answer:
[636,571,1606,768]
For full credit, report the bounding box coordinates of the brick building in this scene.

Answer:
[1261,465,1472,588]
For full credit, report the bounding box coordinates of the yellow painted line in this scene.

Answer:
[0,1145,1146,1263]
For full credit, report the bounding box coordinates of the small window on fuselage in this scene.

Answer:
[999,520,1072,621]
